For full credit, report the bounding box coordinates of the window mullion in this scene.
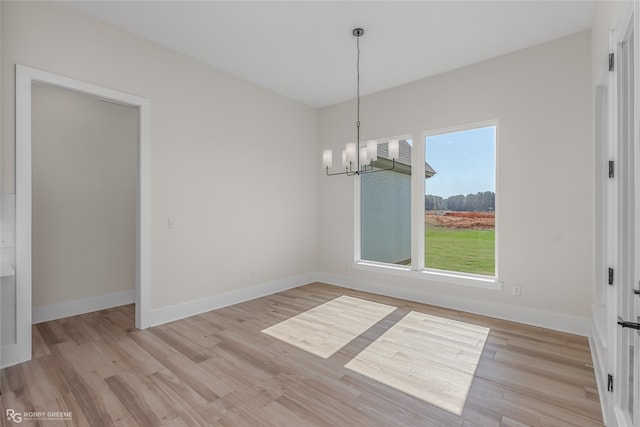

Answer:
[411,132,426,271]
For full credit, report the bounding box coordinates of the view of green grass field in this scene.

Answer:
[425,212,495,276]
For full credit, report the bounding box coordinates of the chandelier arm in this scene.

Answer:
[326,169,349,176]
[325,162,359,176]
[326,168,352,177]
[325,159,397,176]
[328,169,360,177]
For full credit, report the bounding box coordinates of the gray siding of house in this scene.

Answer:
[361,171,411,264]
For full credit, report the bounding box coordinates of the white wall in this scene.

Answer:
[318,31,593,328]
[1,2,318,312]
[31,83,137,307]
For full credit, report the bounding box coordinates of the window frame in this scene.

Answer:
[354,121,500,291]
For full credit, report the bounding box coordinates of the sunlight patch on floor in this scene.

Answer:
[261,295,396,358]
[345,311,489,415]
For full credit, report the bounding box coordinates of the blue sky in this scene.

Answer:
[425,126,495,198]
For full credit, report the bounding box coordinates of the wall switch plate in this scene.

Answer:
[168,218,176,229]
[512,286,521,296]
[0,232,13,248]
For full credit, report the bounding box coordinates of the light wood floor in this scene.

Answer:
[1,283,603,426]
[262,295,397,358]
[344,310,490,416]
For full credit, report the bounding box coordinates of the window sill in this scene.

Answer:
[353,261,502,291]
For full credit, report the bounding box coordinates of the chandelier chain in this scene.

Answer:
[356,33,360,128]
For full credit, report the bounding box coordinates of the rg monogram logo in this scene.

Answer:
[6,409,22,423]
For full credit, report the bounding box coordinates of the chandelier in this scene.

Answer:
[322,28,398,176]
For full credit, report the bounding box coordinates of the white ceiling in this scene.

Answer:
[63,1,594,108]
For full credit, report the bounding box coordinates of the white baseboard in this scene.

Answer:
[32,289,135,324]
[31,272,591,338]
[147,271,590,335]
[315,272,590,336]
[146,272,318,327]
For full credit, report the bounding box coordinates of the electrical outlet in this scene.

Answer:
[512,286,521,296]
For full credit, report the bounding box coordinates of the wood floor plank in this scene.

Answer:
[262,295,397,358]
[105,374,162,426]
[31,325,51,359]
[166,317,222,349]
[274,394,336,426]
[59,315,97,346]
[38,352,73,396]
[58,390,94,427]
[149,324,214,364]
[149,369,225,426]
[0,283,603,426]
[36,321,71,346]
[111,336,165,377]
[159,353,227,402]
[66,373,116,426]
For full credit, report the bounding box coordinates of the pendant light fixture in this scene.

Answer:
[322,28,398,176]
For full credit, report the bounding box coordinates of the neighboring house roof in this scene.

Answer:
[374,140,436,178]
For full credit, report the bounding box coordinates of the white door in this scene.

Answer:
[614,7,640,427]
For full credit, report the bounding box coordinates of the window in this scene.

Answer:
[425,126,496,276]
[358,124,497,284]
[360,140,412,265]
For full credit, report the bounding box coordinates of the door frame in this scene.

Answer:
[10,65,151,366]
[609,3,640,426]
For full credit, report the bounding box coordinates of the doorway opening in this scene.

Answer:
[8,65,150,367]
[31,82,137,324]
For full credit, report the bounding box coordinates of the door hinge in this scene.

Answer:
[608,267,614,285]
[609,53,615,71]
[608,373,614,392]
[609,160,614,178]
